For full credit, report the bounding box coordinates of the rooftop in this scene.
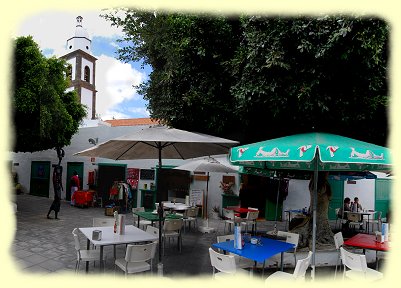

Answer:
[104,118,158,127]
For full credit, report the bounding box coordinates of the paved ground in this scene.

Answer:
[10,193,381,281]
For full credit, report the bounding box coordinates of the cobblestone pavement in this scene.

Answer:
[10,194,355,281]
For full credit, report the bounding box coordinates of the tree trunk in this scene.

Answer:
[291,180,334,249]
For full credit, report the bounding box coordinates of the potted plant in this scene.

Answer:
[210,205,220,219]
[220,181,234,195]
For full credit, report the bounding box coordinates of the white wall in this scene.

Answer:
[282,179,310,214]
[81,87,93,118]
[343,179,376,211]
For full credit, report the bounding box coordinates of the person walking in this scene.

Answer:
[47,165,63,219]
[70,171,80,206]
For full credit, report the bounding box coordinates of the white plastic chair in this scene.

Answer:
[333,231,345,278]
[162,219,183,254]
[72,228,105,273]
[240,209,259,234]
[216,234,254,269]
[222,208,241,234]
[92,217,118,255]
[209,248,249,279]
[145,225,159,239]
[365,211,382,233]
[270,231,299,268]
[348,212,364,232]
[334,208,341,230]
[183,207,199,232]
[340,247,383,281]
[92,217,115,227]
[114,242,157,277]
[265,251,313,282]
[132,207,152,230]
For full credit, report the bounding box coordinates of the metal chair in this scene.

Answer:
[114,242,157,277]
[265,251,312,281]
[340,247,383,281]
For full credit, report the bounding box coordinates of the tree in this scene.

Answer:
[102,11,389,146]
[13,36,86,153]
[102,10,389,248]
[291,172,334,249]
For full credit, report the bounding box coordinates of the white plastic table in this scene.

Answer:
[162,202,190,210]
[344,210,377,234]
[79,225,158,271]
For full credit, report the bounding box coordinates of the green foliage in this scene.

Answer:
[12,36,86,152]
[102,11,389,146]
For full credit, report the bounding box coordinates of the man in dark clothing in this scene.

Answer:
[47,165,63,219]
[47,147,64,219]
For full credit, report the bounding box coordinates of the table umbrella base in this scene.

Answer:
[198,226,215,233]
[157,263,163,276]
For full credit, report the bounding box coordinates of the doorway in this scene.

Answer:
[97,164,127,205]
[29,161,51,197]
[66,162,84,200]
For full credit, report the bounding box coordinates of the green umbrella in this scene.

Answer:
[230,132,391,278]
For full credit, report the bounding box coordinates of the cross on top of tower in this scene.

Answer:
[76,16,83,27]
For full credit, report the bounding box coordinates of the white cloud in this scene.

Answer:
[15,10,123,57]
[96,54,147,119]
[129,107,150,117]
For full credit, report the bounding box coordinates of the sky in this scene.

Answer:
[15,9,152,120]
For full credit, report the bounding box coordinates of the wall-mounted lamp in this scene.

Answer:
[88,138,98,145]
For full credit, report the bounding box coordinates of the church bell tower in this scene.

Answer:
[61,16,97,122]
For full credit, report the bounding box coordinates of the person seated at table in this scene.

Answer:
[338,197,351,220]
[350,197,363,212]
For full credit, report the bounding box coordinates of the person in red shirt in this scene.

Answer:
[70,171,80,206]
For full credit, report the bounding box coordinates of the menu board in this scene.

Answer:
[140,169,155,180]
[189,189,203,206]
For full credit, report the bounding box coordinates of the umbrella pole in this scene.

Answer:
[311,155,319,280]
[198,172,215,233]
[274,172,280,233]
[157,145,163,276]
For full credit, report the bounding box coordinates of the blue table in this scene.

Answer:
[212,237,295,274]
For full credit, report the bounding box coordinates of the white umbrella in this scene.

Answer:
[174,156,238,233]
[74,125,238,274]
[74,125,238,160]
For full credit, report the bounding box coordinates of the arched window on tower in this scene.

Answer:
[66,64,72,81]
[84,66,90,83]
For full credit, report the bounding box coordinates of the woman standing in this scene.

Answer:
[70,171,80,206]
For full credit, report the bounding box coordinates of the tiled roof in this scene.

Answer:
[104,118,159,127]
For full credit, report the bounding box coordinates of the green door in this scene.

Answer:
[328,179,344,220]
[30,161,51,197]
[265,198,283,221]
[66,162,84,200]
[375,179,392,220]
